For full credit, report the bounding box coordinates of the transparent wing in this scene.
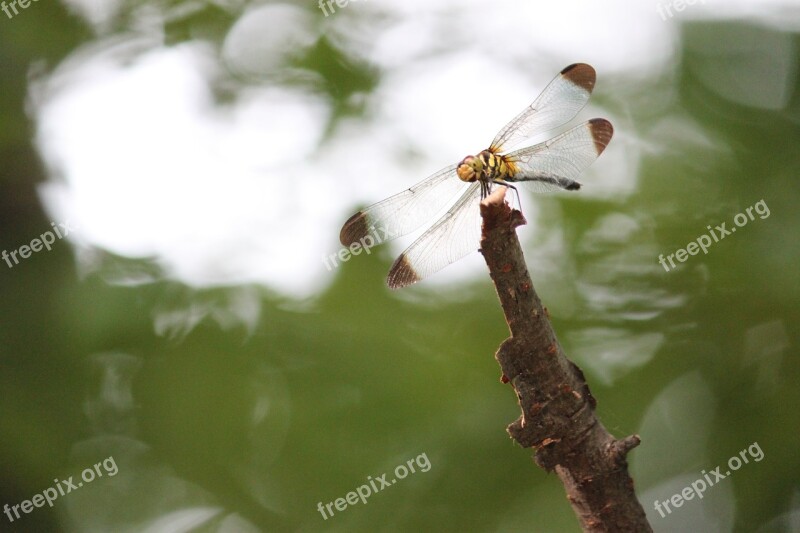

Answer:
[490,63,596,154]
[387,182,483,289]
[340,164,468,247]
[504,118,613,192]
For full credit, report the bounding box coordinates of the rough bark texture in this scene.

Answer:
[479,188,652,533]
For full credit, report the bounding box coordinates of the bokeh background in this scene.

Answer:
[1,0,799,531]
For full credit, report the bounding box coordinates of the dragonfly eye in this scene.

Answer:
[457,155,479,182]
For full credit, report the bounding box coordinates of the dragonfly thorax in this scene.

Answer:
[456,150,512,184]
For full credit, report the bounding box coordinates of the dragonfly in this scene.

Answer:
[339,63,613,289]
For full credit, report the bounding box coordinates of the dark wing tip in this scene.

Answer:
[386,254,421,290]
[588,118,614,155]
[566,182,581,191]
[339,211,369,246]
[561,63,596,93]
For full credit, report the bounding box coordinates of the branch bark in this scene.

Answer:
[479,188,652,532]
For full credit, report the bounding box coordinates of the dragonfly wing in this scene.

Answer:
[490,63,597,154]
[505,118,613,193]
[387,182,483,289]
[340,164,468,247]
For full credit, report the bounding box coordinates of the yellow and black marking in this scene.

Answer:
[456,150,519,198]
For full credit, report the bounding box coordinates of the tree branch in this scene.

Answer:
[479,187,652,532]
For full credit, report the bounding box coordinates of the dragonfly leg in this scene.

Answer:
[492,179,522,210]
[480,180,491,199]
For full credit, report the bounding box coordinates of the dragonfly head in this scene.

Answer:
[456,155,483,182]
